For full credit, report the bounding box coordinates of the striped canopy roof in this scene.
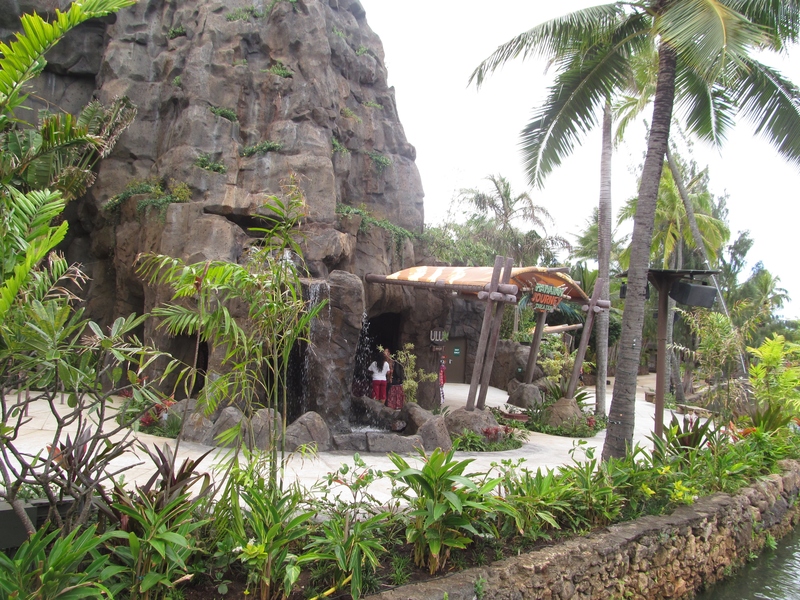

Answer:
[385,265,589,302]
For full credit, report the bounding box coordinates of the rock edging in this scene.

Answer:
[369,459,800,600]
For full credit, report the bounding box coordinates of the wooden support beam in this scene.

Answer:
[477,257,514,410]
[523,311,548,384]
[542,323,584,335]
[566,279,606,399]
[466,256,503,411]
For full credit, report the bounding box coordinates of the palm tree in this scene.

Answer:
[457,174,569,266]
[471,2,800,458]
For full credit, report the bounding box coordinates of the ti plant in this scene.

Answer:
[388,447,514,574]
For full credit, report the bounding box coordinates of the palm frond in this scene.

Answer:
[469,4,628,87]
[657,0,766,82]
[0,0,136,115]
[520,17,651,187]
[674,61,737,146]
[730,56,800,167]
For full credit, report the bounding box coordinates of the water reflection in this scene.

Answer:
[698,527,800,599]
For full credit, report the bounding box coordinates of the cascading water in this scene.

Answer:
[351,313,374,398]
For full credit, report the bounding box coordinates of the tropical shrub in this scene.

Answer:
[388,447,516,574]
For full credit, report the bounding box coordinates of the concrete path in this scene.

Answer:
[11,374,675,500]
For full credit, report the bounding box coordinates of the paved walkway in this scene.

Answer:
[12,374,672,499]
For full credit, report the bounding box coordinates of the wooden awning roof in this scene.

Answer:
[380,265,589,303]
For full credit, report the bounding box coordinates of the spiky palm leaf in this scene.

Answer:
[0,0,136,116]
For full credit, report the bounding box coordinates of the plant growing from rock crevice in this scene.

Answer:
[210,105,238,122]
[240,140,283,157]
[195,153,227,174]
[365,150,391,174]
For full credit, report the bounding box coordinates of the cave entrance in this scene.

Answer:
[351,312,403,398]
[369,312,402,355]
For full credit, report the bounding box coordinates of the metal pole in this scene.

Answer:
[654,276,670,439]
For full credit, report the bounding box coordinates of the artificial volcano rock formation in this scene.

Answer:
[9,0,462,428]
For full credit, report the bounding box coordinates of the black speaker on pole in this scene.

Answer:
[668,281,716,308]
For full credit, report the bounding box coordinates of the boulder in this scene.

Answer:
[417,416,452,452]
[284,411,332,452]
[402,402,434,434]
[181,412,215,445]
[351,394,403,431]
[507,384,544,411]
[211,406,245,448]
[248,408,280,450]
[543,398,584,428]
[444,407,499,438]
[366,432,423,454]
[490,341,544,390]
[332,433,368,452]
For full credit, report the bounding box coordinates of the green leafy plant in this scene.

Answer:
[109,491,207,599]
[362,101,383,109]
[240,140,283,157]
[365,150,391,174]
[167,24,186,39]
[356,45,369,56]
[745,334,800,428]
[332,26,346,38]
[335,205,417,261]
[331,136,349,154]
[340,107,362,123]
[233,58,248,67]
[474,576,487,600]
[451,426,526,451]
[493,460,574,538]
[265,61,293,78]
[387,554,411,586]
[0,525,121,599]
[388,447,513,574]
[390,343,437,404]
[135,179,191,220]
[194,153,227,174]
[171,75,181,87]
[226,5,265,21]
[231,484,317,600]
[209,105,238,122]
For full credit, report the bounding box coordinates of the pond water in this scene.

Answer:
[696,527,800,599]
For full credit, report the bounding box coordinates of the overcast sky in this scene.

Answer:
[358,0,800,319]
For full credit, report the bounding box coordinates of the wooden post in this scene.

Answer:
[466,256,503,411]
[566,279,606,399]
[523,311,548,384]
[477,257,514,410]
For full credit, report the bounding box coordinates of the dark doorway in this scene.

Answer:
[368,312,402,354]
[171,336,208,400]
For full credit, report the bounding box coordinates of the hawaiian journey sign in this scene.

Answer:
[531,282,565,312]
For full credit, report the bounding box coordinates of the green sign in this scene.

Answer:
[453,347,461,356]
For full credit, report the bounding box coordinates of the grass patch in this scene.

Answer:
[362,100,383,109]
[239,140,283,157]
[226,6,265,21]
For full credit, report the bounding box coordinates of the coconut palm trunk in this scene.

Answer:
[595,102,613,416]
[603,42,677,459]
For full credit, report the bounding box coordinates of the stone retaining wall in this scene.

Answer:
[371,459,800,600]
